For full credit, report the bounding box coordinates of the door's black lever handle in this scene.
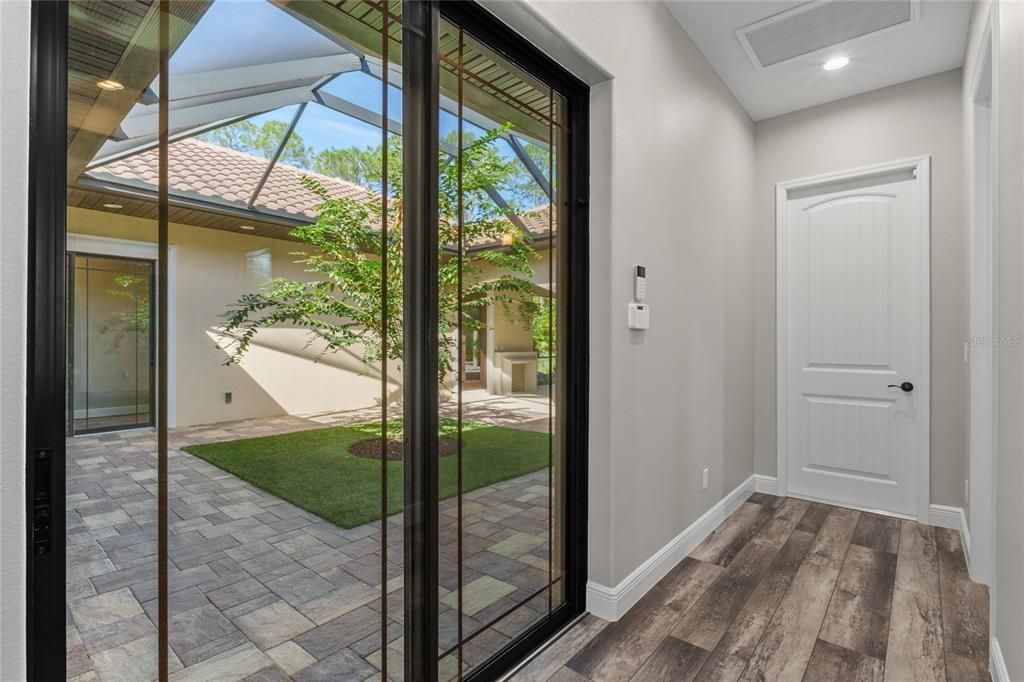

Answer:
[887,382,914,392]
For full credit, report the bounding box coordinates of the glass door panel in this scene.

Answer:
[437,15,570,677]
[58,2,581,679]
[69,254,155,434]
[65,2,164,669]
[67,1,404,679]
[165,1,403,679]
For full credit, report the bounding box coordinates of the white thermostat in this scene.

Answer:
[628,302,650,330]
[634,265,647,302]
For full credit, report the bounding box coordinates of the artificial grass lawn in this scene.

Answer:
[182,419,549,529]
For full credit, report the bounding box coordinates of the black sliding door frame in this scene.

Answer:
[26,1,588,679]
[26,1,68,680]
[432,4,590,679]
[402,2,442,678]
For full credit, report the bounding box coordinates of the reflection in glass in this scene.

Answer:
[68,254,155,434]
[67,1,401,679]
[437,18,569,677]
[64,0,570,676]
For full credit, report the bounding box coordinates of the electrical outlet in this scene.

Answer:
[965,479,970,505]
[702,467,709,491]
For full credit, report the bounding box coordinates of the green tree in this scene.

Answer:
[200,119,312,167]
[507,139,551,208]
[217,125,541,388]
[97,273,151,352]
[531,293,556,380]
[312,146,382,188]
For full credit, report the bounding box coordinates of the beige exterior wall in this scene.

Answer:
[70,207,550,427]
[69,206,400,428]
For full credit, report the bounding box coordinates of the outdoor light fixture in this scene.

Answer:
[96,79,125,91]
[101,203,123,209]
[239,225,256,231]
[823,56,850,71]
[501,232,516,246]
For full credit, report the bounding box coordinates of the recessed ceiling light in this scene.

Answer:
[96,79,124,91]
[239,225,256,231]
[823,56,850,71]
[102,202,123,209]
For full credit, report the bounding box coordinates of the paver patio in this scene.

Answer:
[66,394,559,681]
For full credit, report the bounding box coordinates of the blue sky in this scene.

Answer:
[176,0,548,204]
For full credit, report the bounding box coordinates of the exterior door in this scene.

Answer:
[780,161,929,517]
[461,305,486,389]
[67,252,155,434]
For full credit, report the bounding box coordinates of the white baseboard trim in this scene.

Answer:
[991,636,1009,682]
[586,475,756,621]
[929,504,973,581]
[928,503,964,529]
[752,474,777,495]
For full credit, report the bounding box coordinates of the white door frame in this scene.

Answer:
[67,233,177,428]
[967,10,996,587]
[776,155,932,522]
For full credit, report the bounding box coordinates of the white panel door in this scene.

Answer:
[782,169,927,516]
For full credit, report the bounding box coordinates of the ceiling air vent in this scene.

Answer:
[737,0,919,69]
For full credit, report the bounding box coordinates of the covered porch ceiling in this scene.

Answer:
[68,0,559,243]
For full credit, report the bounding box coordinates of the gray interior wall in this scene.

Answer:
[994,0,1024,675]
[753,70,968,508]
[526,0,757,587]
[0,1,30,678]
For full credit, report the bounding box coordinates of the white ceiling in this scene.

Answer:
[664,0,972,121]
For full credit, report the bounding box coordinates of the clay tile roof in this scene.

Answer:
[90,137,378,219]
[88,137,556,240]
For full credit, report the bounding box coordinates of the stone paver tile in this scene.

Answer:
[79,613,156,656]
[233,600,316,651]
[90,633,182,681]
[297,581,380,625]
[489,532,545,560]
[265,568,335,606]
[365,637,404,676]
[206,577,270,611]
[243,667,293,682]
[266,641,317,676]
[517,553,550,572]
[168,604,239,664]
[82,509,131,529]
[69,587,144,631]
[67,642,92,678]
[294,648,376,681]
[169,643,273,682]
[440,576,517,616]
[223,593,280,620]
[142,586,209,622]
[294,606,382,660]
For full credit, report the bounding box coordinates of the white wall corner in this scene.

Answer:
[586,475,756,621]
[752,474,778,495]
[0,1,31,679]
[929,503,973,578]
[990,636,1010,682]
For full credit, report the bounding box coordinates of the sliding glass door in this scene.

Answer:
[31,2,586,680]
[67,253,155,434]
[435,15,570,678]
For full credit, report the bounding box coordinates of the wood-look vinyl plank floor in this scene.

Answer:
[514,495,990,682]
